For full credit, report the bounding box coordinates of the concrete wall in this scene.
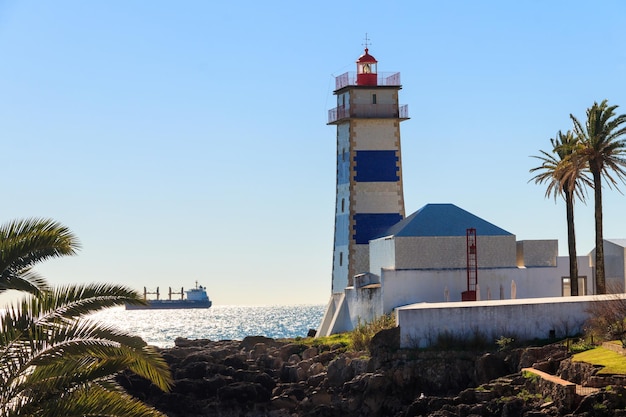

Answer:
[516,240,558,267]
[392,235,518,269]
[343,285,384,329]
[396,295,626,348]
[317,284,384,337]
[369,236,396,272]
[380,255,593,313]
[320,254,594,336]
[317,293,353,337]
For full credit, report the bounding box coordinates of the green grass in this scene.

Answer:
[286,315,395,353]
[572,346,626,375]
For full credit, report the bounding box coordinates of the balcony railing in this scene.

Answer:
[334,72,401,90]
[328,103,409,124]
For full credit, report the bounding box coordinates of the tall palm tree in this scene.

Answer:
[0,218,80,295]
[571,100,626,294]
[0,283,172,417]
[530,130,590,296]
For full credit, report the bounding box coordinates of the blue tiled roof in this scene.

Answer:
[380,203,512,238]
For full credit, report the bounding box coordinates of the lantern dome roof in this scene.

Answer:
[357,48,377,63]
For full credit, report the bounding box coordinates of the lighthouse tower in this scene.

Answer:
[327,48,409,293]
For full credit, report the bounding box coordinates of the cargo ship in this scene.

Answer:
[126,282,212,310]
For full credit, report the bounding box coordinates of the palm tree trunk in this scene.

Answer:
[592,169,606,294]
[565,190,579,296]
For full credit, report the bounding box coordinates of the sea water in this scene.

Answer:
[90,305,325,348]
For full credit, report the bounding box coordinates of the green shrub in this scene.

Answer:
[349,314,395,352]
[567,337,595,353]
[496,336,515,351]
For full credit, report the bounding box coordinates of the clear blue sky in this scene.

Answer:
[1,1,626,305]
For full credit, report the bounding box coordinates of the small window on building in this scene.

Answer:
[339,252,343,266]
[562,278,570,296]
[372,94,377,104]
[562,276,587,296]
[341,198,345,212]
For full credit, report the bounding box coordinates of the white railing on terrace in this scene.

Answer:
[328,103,409,123]
[334,72,401,90]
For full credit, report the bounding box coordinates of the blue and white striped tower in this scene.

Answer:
[327,47,409,293]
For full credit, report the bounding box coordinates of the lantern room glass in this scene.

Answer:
[358,62,376,75]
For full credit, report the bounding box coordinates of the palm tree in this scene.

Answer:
[530,130,590,296]
[0,283,172,417]
[571,100,626,294]
[0,218,80,295]
[0,218,172,416]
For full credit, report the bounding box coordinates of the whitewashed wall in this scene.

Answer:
[369,236,396,273]
[381,255,593,312]
[396,295,626,348]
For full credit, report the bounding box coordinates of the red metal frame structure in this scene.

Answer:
[462,228,478,301]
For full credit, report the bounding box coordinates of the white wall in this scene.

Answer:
[344,285,384,328]
[369,236,396,273]
[396,295,626,348]
[516,240,558,267]
[380,255,593,313]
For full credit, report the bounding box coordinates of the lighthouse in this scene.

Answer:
[327,47,409,294]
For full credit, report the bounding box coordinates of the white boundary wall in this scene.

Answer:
[396,295,626,348]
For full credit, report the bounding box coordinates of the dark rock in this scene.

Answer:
[175,361,207,379]
[369,326,400,356]
[326,355,354,387]
[122,337,621,417]
[223,354,248,370]
[217,381,270,404]
[279,343,306,361]
[254,372,276,391]
[307,328,317,337]
[174,337,212,347]
[501,397,525,417]
[475,352,508,384]
[238,335,277,350]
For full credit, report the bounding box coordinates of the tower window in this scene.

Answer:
[372,94,377,104]
[341,198,345,212]
[339,252,343,266]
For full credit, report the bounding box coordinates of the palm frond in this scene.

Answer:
[7,384,166,417]
[529,130,590,202]
[0,283,172,416]
[34,283,146,323]
[571,100,626,189]
[0,218,80,295]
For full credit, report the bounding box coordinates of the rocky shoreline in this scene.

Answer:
[119,329,626,416]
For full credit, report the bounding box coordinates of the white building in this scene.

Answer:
[317,202,595,338]
[318,47,625,345]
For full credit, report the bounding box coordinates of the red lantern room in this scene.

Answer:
[356,48,378,86]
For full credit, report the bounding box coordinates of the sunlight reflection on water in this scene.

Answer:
[90,305,325,348]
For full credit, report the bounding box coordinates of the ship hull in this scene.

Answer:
[126,300,212,310]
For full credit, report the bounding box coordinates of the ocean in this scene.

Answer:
[90,304,325,348]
